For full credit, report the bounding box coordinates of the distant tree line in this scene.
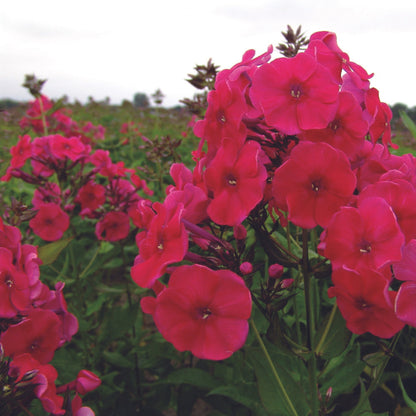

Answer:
[1,96,415,122]
[391,103,416,123]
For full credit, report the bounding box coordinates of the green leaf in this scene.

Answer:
[157,368,220,391]
[208,384,268,415]
[399,375,416,412]
[38,237,73,265]
[320,343,365,396]
[103,351,133,368]
[246,347,309,416]
[98,303,139,343]
[314,306,352,359]
[400,110,416,139]
[85,294,107,316]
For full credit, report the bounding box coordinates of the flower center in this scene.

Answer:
[1,271,13,288]
[359,241,371,253]
[356,298,371,310]
[217,109,227,124]
[311,180,321,193]
[199,307,212,320]
[226,174,237,187]
[290,85,302,99]
[329,120,340,131]
[30,341,40,352]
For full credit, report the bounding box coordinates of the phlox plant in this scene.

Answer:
[129,27,416,415]
[2,26,416,416]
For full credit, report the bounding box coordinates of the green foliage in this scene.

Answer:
[2,81,416,416]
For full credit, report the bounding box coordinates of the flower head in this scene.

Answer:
[148,264,252,360]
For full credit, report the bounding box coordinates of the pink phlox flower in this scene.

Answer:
[148,264,252,360]
[29,203,70,241]
[19,95,53,134]
[165,163,208,225]
[273,141,356,229]
[71,394,95,416]
[49,135,90,161]
[130,172,153,196]
[76,181,106,213]
[0,222,22,255]
[9,353,65,415]
[216,45,273,86]
[364,88,395,149]
[128,199,155,229]
[328,267,404,338]
[309,31,373,89]
[393,239,416,283]
[17,244,42,300]
[250,52,339,135]
[40,282,79,346]
[95,211,130,242]
[204,139,267,226]
[1,309,62,364]
[9,135,33,168]
[299,92,368,159]
[193,79,248,157]
[130,202,188,288]
[0,247,30,318]
[359,179,416,243]
[88,149,112,171]
[30,136,55,177]
[32,182,62,208]
[323,196,404,271]
[107,178,140,210]
[351,141,403,192]
[100,160,135,179]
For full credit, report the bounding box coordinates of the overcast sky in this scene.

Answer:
[1,0,415,107]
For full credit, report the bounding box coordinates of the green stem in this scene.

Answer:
[79,243,101,279]
[37,95,49,136]
[315,303,338,356]
[250,318,299,416]
[302,229,319,416]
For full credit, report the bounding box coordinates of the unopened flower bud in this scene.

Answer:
[233,224,247,240]
[76,369,101,395]
[325,387,332,401]
[240,262,253,275]
[280,278,294,289]
[268,263,284,279]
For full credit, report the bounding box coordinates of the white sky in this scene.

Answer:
[1,0,415,107]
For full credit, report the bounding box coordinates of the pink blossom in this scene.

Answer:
[1,309,62,364]
[95,211,130,242]
[9,135,33,168]
[324,196,404,271]
[0,247,30,317]
[9,353,64,415]
[194,79,248,155]
[328,267,404,338]
[250,52,339,135]
[49,135,89,161]
[204,139,267,226]
[148,264,252,360]
[299,92,368,158]
[273,141,356,229]
[131,202,188,288]
[76,181,106,213]
[29,203,70,241]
